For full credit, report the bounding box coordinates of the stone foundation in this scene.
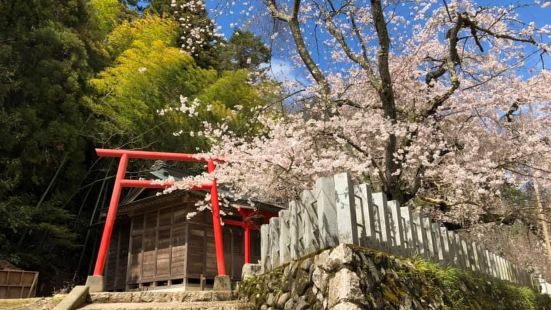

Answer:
[239,244,551,310]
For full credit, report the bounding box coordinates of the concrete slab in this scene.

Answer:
[54,285,89,310]
[85,276,104,293]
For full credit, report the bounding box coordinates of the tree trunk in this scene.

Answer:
[534,180,551,268]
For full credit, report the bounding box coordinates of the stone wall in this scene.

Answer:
[262,173,541,291]
[239,244,551,310]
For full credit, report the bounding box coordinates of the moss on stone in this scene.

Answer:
[239,245,551,309]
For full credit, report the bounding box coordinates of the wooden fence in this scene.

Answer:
[0,270,38,299]
[260,172,551,295]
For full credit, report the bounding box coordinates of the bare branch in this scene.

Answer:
[316,3,379,89]
[265,0,331,98]
[265,0,291,21]
[467,19,536,45]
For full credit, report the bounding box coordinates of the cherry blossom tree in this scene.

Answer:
[169,1,551,222]
[164,0,551,274]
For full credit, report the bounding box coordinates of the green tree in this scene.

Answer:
[89,0,126,39]
[217,30,271,71]
[0,0,101,289]
[105,15,178,58]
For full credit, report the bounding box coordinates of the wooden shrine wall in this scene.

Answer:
[104,195,261,291]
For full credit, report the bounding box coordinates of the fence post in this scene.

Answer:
[470,242,480,272]
[354,184,377,248]
[486,250,495,278]
[279,210,291,265]
[449,231,461,266]
[475,244,486,274]
[452,233,465,268]
[300,190,319,254]
[503,259,511,281]
[260,224,271,272]
[412,211,427,256]
[288,201,300,260]
[269,218,280,268]
[460,238,471,269]
[400,206,417,256]
[499,256,506,280]
[421,217,436,260]
[387,200,405,255]
[431,223,444,262]
[503,257,510,281]
[315,176,338,249]
[372,192,393,251]
[334,173,359,245]
[494,255,501,279]
[439,227,451,265]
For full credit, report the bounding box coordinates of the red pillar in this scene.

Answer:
[208,159,226,276]
[93,154,129,276]
[244,224,251,264]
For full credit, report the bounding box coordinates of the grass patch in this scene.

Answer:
[407,258,551,310]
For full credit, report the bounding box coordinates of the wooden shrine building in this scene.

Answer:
[103,189,279,291]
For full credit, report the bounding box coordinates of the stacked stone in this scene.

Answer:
[242,244,447,309]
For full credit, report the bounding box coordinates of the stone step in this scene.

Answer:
[79,301,254,310]
[89,291,235,303]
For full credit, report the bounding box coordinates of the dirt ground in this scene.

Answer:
[0,295,65,310]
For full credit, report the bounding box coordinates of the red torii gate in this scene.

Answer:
[89,148,273,289]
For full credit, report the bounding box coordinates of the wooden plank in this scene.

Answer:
[18,270,23,298]
[205,226,217,278]
[27,272,38,298]
[153,209,160,286]
[168,208,174,281]
[117,221,130,290]
[186,223,205,278]
[0,270,7,284]
[139,214,146,289]
[156,228,171,277]
[126,217,135,290]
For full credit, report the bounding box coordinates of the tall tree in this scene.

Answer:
[194,1,550,216]
[217,30,271,71]
[0,0,102,289]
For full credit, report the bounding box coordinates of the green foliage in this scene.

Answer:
[106,15,179,58]
[0,0,95,283]
[217,30,271,71]
[89,0,125,39]
[409,258,551,310]
[147,0,174,16]
[89,15,273,152]
[89,37,216,151]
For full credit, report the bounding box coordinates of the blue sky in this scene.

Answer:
[139,1,550,83]
[204,1,551,37]
[204,0,550,83]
